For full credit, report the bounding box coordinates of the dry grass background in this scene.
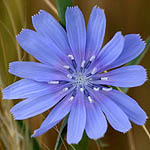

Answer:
[0,0,150,150]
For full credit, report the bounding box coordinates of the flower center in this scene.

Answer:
[74,72,88,86]
[48,54,112,101]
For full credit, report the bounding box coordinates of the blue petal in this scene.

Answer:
[102,89,147,125]
[9,61,70,82]
[93,65,147,87]
[65,7,86,67]
[105,34,146,70]
[86,6,106,60]
[3,79,52,99]
[17,29,69,66]
[85,99,107,139]
[10,88,70,120]
[96,93,131,133]
[32,10,71,55]
[89,32,124,73]
[67,89,86,144]
[32,95,73,137]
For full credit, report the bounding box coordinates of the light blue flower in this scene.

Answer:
[3,6,147,144]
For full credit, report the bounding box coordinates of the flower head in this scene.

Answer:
[3,6,147,144]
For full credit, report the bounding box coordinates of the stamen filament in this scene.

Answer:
[68,54,77,69]
[84,89,90,97]
[84,61,91,69]
[72,89,77,97]
[72,59,77,69]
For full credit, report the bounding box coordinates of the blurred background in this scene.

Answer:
[0,0,150,149]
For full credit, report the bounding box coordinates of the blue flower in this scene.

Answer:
[3,6,147,144]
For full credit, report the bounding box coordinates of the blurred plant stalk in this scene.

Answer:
[0,0,40,149]
[0,90,23,150]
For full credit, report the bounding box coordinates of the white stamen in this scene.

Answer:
[101,77,109,81]
[93,87,99,91]
[90,55,95,61]
[67,74,73,79]
[88,96,94,103]
[91,67,97,75]
[80,88,84,92]
[81,60,86,68]
[68,54,74,60]
[48,81,59,84]
[69,96,74,101]
[63,87,68,92]
[63,65,70,69]
[102,87,112,91]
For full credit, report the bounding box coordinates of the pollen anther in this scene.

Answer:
[48,81,59,84]
[101,77,109,81]
[91,67,97,75]
[63,87,68,92]
[80,88,84,92]
[93,87,99,91]
[81,60,86,68]
[68,54,74,60]
[102,87,112,91]
[67,74,73,79]
[63,65,70,69]
[90,55,95,62]
[69,96,74,101]
[88,96,94,103]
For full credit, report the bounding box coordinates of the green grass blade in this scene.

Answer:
[0,0,40,149]
[55,116,68,150]
[71,132,89,150]
[17,120,41,150]
[56,0,74,27]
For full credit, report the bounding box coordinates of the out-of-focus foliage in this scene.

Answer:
[56,0,74,27]
[55,116,68,150]
[0,0,40,149]
[0,0,23,149]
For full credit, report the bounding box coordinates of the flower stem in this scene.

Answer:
[127,130,136,150]
[43,0,58,16]
[142,125,150,140]
[117,87,150,143]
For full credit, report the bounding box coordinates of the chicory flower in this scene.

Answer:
[3,6,147,144]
